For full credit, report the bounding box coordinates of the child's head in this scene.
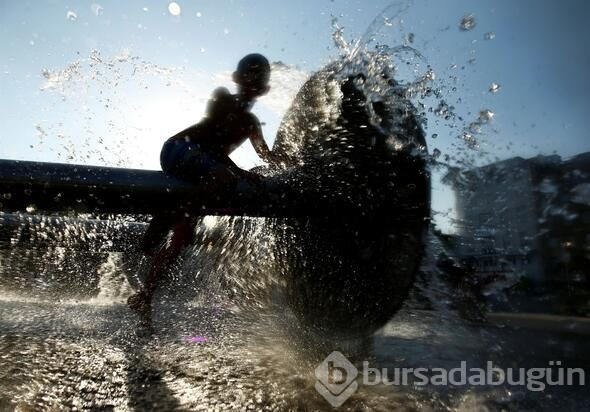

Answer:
[233,53,271,99]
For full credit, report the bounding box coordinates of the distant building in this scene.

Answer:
[444,152,590,285]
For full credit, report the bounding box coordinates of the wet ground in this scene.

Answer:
[0,296,588,411]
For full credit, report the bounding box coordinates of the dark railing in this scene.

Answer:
[0,159,309,217]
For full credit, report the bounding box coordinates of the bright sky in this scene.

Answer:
[2,0,589,231]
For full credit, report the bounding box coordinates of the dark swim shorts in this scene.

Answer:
[160,139,225,183]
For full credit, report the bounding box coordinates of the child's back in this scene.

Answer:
[168,86,261,157]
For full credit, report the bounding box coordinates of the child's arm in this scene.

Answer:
[249,119,284,165]
[250,128,272,163]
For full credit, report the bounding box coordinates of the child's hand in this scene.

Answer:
[267,152,289,166]
[240,169,264,185]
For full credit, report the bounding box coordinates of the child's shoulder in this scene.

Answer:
[211,86,232,99]
[206,87,234,116]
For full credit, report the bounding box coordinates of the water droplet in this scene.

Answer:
[433,148,441,158]
[468,122,482,134]
[168,2,181,16]
[479,109,494,123]
[489,83,500,93]
[484,32,495,41]
[432,133,438,139]
[90,3,104,16]
[66,11,78,21]
[434,100,451,118]
[196,11,202,17]
[459,14,476,31]
[462,132,477,147]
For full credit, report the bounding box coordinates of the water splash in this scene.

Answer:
[328,3,498,178]
[0,212,144,300]
[38,49,194,168]
[168,2,181,17]
[484,32,496,41]
[66,10,78,21]
[459,14,476,31]
[182,335,209,343]
[90,253,133,305]
[90,3,104,16]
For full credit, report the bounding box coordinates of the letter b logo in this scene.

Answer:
[315,352,358,407]
[328,361,348,384]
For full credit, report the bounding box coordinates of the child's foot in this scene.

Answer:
[127,292,153,329]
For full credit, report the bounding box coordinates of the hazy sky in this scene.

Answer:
[2,0,589,229]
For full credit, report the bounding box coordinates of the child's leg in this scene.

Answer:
[162,139,259,187]
[205,153,263,186]
[128,214,195,325]
[140,212,178,256]
[142,214,195,298]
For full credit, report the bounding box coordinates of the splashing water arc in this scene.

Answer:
[266,55,431,338]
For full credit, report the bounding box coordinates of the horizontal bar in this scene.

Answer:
[0,159,305,216]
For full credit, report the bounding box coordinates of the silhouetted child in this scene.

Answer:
[128,54,278,328]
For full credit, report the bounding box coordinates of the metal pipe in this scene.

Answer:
[0,159,306,216]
